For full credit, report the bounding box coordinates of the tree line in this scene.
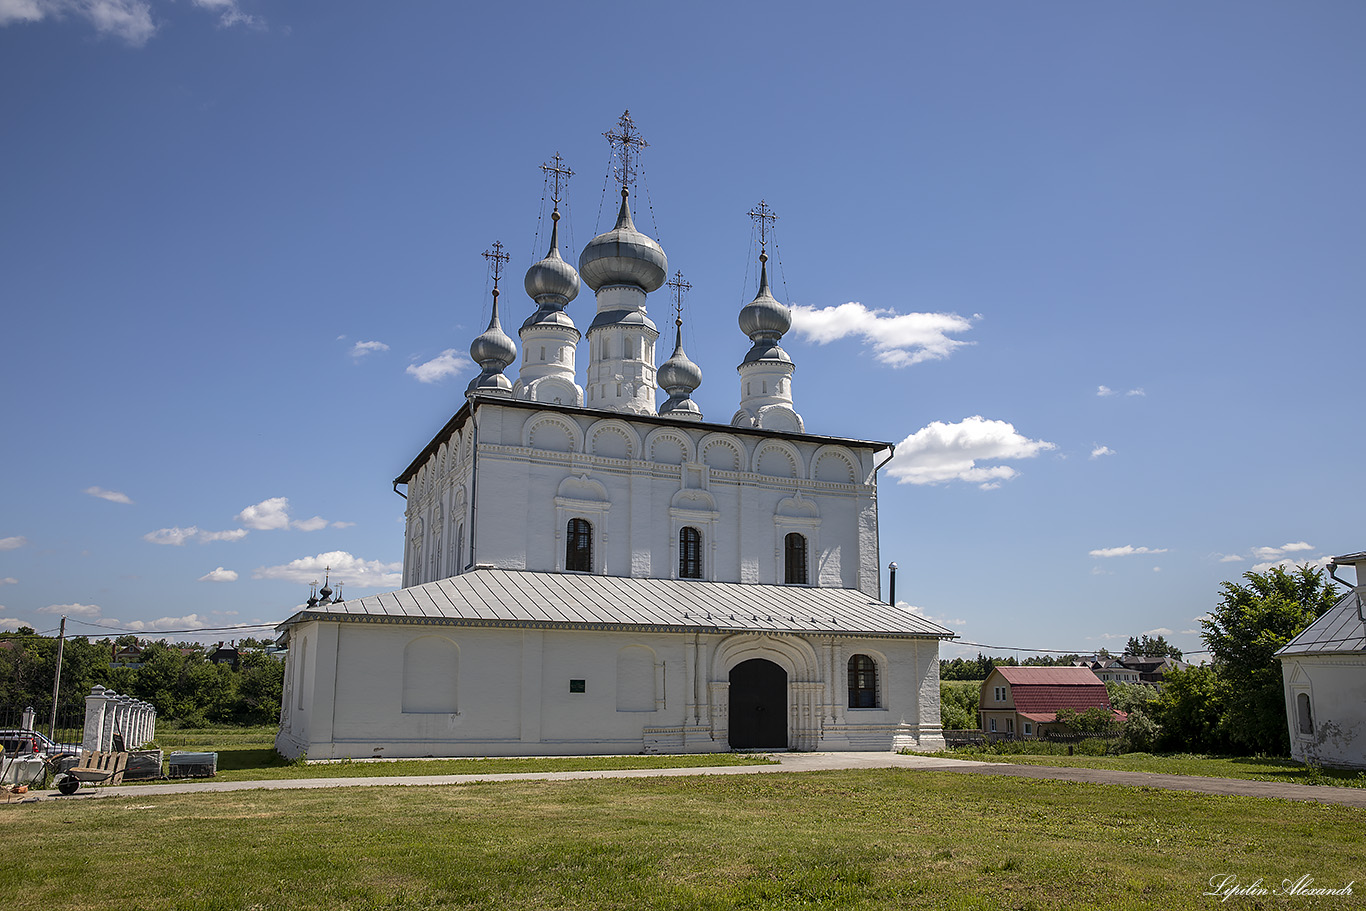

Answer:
[0,631,284,729]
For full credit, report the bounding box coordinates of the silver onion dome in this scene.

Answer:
[524,212,580,306]
[578,188,667,292]
[738,253,791,339]
[467,293,517,393]
[658,324,702,393]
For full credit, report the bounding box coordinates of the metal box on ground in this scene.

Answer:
[167,751,217,778]
[123,749,163,781]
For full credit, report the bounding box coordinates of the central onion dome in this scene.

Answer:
[738,252,791,339]
[578,188,667,292]
[524,211,580,309]
[658,325,702,393]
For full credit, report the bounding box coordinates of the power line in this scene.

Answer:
[65,618,283,635]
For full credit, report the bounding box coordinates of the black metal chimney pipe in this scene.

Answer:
[888,562,898,605]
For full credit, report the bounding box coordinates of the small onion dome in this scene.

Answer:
[658,323,703,394]
[524,213,580,306]
[738,253,791,339]
[469,300,517,370]
[578,188,667,293]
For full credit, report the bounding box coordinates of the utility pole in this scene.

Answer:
[48,615,66,740]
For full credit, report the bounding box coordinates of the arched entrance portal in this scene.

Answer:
[729,658,788,749]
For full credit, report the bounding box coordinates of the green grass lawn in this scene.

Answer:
[3,768,1360,910]
[916,749,1366,788]
[148,726,774,781]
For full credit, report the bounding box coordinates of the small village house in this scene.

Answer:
[979,666,1123,739]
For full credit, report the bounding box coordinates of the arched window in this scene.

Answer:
[848,654,878,708]
[1297,692,1314,735]
[784,532,808,585]
[566,518,593,572]
[679,526,703,579]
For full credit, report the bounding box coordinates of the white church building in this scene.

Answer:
[274,116,953,759]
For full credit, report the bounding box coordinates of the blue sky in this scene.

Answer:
[2,1,1363,658]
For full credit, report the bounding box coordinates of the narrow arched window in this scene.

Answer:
[679,526,702,579]
[1297,692,1314,735]
[566,518,593,572]
[848,654,878,708]
[784,532,808,584]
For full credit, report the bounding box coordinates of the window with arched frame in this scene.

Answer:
[1297,691,1314,735]
[848,654,878,708]
[679,526,703,579]
[566,518,593,572]
[784,532,808,585]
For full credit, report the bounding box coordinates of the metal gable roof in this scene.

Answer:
[277,568,956,640]
[1277,590,1366,657]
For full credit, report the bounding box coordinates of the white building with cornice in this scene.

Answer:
[275,118,953,759]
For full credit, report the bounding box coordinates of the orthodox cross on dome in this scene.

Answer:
[541,152,574,209]
[666,269,691,327]
[604,110,648,192]
[483,240,510,298]
[748,199,778,254]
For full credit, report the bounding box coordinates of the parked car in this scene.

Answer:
[0,729,68,758]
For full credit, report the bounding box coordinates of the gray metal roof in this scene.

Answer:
[1278,590,1366,657]
[278,568,956,640]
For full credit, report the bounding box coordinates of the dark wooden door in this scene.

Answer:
[728,658,788,749]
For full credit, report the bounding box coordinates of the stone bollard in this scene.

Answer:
[21,706,35,732]
[83,686,115,752]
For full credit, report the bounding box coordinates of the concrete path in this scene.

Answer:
[21,752,1366,808]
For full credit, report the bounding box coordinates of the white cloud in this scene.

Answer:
[237,497,291,530]
[191,0,262,29]
[1252,541,1316,561]
[1090,445,1115,459]
[1127,388,1146,396]
[331,521,356,529]
[407,349,474,384]
[1091,566,1113,576]
[253,550,402,590]
[1143,627,1175,637]
[350,340,390,359]
[787,302,974,367]
[1218,554,1244,563]
[1,0,158,45]
[0,618,23,629]
[1152,566,1162,572]
[897,600,966,629]
[1089,545,1169,558]
[886,416,1056,489]
[84,486,133,504]
[123,613,207,631]
[1098,385,1145,397]
[143,526,201,546]
[197,567,239,583]
[0,577,15,586]
[198,528,248,542]
[0,536,28,551]
[37,602,101,617]
[292,516,329,532]
[1251,554,1332,575]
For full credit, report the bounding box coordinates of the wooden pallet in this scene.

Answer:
[67,751,129,786]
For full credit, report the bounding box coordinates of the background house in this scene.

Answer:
[979,666,1123,739]
[1278,550,1366,769]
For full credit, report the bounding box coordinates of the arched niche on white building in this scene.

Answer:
[754,440,803,479]
[811,445,859,485]
[669,488,719,580]
[698,433,744,472]
[553,475,611,574]
[645,428,694,465]
[525,375,582,407]
[449,486,468,577]
[587,419,641,461]
[401,635,460,714]
[774,493,821,586]
[616,645,657,712]
[523,412,583,454]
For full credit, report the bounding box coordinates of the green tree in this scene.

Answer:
[1054,706,1119,736]
[1124,634,1183,660]
[1203,564,1338,755]
[1151,664,1228,753]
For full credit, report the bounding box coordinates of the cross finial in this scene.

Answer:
[483,240,510,297]
[666,270,691,327]
[541,152,574,210]
[748,199,778,253]
[604,110,648,192]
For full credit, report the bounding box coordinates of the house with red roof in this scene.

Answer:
[979,666,1124,739]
